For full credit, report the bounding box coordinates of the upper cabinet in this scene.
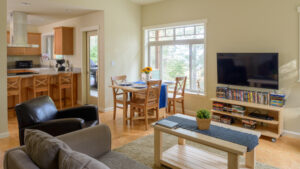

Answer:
[25,33,42,56]
[54,27,74,55]
[7,32,41,56]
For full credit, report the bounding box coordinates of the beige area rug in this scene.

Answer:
[114,133,278,169]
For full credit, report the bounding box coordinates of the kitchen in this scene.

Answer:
[6,0,99,117]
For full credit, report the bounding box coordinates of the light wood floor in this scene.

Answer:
[1,110,300,169]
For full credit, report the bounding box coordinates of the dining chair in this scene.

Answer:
[111,75,130,120]
[167,76,187,114]
[130,80,162,130]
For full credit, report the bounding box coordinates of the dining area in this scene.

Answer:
[110,71,187,130]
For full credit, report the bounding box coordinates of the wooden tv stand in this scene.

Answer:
[211,98,283,142]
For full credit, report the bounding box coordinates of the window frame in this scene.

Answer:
[143,20,207,95]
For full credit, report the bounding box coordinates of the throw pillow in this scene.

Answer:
[24,129,71,169]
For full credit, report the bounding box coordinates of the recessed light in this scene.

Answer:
[21,2,31,6]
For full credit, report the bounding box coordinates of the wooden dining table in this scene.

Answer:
[110,81,174,125]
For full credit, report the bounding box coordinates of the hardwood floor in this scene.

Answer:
[0,110,300,169]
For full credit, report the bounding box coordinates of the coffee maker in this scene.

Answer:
[56,59,65,71]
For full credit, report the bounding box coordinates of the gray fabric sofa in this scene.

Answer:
[3,124,151,169]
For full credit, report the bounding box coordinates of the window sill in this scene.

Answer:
[168,90,207,97]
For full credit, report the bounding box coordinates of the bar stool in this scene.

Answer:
[28,75,50,98]
[55,73,74,109]
[7,77,22,111]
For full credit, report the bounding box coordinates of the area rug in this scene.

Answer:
[114,133,278,169]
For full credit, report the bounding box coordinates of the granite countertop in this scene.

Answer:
[7,67,81,78]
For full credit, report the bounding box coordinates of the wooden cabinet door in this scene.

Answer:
[54,27,63,55]
[54,27,73,55]
[25,33,41,56]
[7,47,25,56]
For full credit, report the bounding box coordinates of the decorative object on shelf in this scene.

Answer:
[196,109,211,130]
[242,119,257,129]
[141,66,153,81]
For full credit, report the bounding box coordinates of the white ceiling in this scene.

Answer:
[7,0,97,26]
[7,0,164,26]
[130,0,164,5]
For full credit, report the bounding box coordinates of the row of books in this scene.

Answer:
[216,87,285,107]
[270,94,285,107]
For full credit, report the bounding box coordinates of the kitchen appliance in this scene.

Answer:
[8,11,39,48]
[15,60,33,69]
[56,59,66,71]
[217,53,279,90]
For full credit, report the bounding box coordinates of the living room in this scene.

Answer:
[1,0,300,169]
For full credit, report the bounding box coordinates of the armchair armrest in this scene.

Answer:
[57,124,111,158]
[27,118,84,137]
[56,105,99,123]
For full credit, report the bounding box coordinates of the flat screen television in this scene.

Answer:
[217,53,279,89]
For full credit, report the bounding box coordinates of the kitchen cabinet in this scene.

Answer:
[54,27,74,55]
[7,32,41,56]
[24,33,42,56]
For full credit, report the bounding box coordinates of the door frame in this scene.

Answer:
[86,30,98,105]
[80,25,104,109]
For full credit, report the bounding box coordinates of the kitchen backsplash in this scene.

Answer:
[7,56,41,67]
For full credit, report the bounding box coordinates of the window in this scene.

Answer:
[42,34,54,59]
[144,23,206,94]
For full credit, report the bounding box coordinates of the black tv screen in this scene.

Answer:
[217,53,279,89]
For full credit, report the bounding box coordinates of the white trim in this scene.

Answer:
[298,7,300,81]
[283,130,300,138]
[0,132,9,139]
[143,19,208,30]
[79,25,100,106]
[99,107,114,113]
[80,25,100,32]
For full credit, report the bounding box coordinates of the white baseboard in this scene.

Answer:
[283,130,300,138]
[0,132,9,139]
[99,107,114,113]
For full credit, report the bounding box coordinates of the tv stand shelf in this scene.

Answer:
[211,98,283,141]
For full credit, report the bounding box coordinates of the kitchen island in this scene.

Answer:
[7,67,81,115]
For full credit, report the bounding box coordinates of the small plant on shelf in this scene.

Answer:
[196,109,211,130]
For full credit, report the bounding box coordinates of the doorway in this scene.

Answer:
[86,31,98,105]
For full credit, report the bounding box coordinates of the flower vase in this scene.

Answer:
[145,73,151,81]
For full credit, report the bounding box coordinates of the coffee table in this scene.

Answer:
[153,114,261,169]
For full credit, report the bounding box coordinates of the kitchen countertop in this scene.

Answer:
[7,67,81,78]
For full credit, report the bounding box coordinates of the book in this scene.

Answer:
[156,120,179,129]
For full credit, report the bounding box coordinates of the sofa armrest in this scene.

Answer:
[56,105,99,123]
[57,124,111,158]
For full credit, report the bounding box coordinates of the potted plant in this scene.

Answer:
[196,109,211,130]
[141,67,153,81]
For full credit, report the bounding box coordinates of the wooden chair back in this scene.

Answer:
[145,80,162,106]
[7,77,21,96]
[59,73,73,89]
[173,76,187,98]
[33,75,50,90]
[111,75,127,98]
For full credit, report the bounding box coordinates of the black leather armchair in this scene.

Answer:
[15,96,99,145]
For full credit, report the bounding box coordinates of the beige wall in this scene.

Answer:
[0,0,8,137]
[142,0,300,133]
[47,0,142,111]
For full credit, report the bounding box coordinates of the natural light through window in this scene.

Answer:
[144,23,206,94]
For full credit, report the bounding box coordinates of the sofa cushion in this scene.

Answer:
[59,149,110,169]
[98,151,151,169]
[24,129,71,169]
